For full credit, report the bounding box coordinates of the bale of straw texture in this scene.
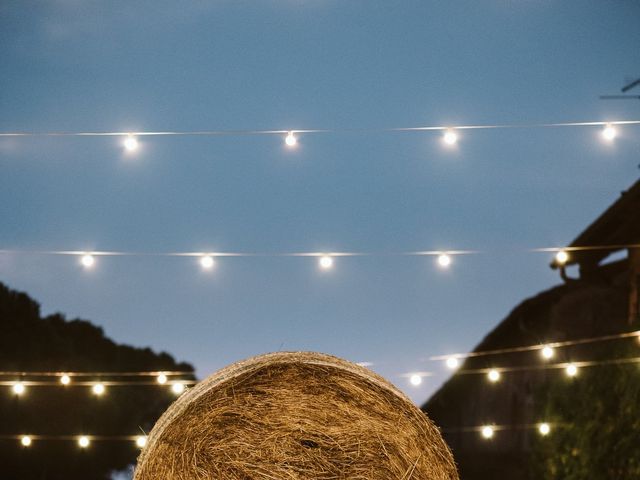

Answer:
[134,351,458,480]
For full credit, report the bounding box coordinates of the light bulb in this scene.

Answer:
[443,129,458,146]
[538,423,551,436]
[487,369,501,383]
[446,357,459,370]
[20,436,32,447]
[481,426,494,439]
[171,382,185,395]
[12,382,25,395]
[319,255,333,270]
[81,254,95,268]
[60,374,71,385]
[124,134,139,152]
[92,383,105,396]
[200,255,215,270]
[602,124,617,141]
[285,131,297,147]
[135,436,147,448]
[541,345,554,360]
[565,363,578,377]
[437,254,451,268]
[156,373,168,385]
[555,250,569,265]
[78,436,90,448]
[409,374,422,386]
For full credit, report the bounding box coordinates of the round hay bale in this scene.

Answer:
[135,352,458,479]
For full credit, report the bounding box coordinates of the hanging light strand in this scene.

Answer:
[0,380,197,387]
[428,330,640,361]
[0,422,564,446]
[0,370,192,377]
[1,119,639,138]
[2,243,640,261]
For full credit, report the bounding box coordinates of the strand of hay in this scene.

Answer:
[135,352,458,479]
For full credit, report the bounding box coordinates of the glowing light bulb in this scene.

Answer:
[156,373,168,385]
[285,131,297,147]
[124,134,139,152]
[481,426,494,439]
[92,383,105,396]
[541,345,554,360]
[171,382,185,395]
[445,357,459,370]
[200,255,215,270]
[80,254,95,269]
[20,436,32,447]
[437,253,451,268]
[78,436,90,448]
[409,374,422,386]
[319,255,333,270]
[135,436,147,448]
[487,369,501,383]
[565,363,578,377]
[443,129,458,146]
[602,124,617,141]
[60,374,71,385]
[538,423,551,436]
[12,382,25,395]
[555,250,569,265]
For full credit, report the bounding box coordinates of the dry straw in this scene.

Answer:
[135,352,458,479]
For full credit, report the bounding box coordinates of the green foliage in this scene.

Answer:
[0,282,195,479]
[531,342,640,479]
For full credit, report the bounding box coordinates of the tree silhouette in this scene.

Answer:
[531,340,640,479]
[0,282,195,479]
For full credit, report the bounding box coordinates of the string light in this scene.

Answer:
[135,435,147,448]
[442,129,458,146]
[409,374,423,386]
[602,124,617,141]
[541,345,554,360]
[0,423,563,446]
[60,374,71,385]
[171,382,185,395]
[3,119,639,140]
[429,330,640,362]
[0,369,192,377]
[445,357,460,370]
[538,423,551,436]
[318,255,333,270]
[92,383,105,396]
[200,255,215,270]
[5,243,640,270]
[1,379,198,387]
[555,250,569,265]
[80,254,95,269]
[285,131,297,147]
[436,253,452,269]
[565,363,578,377]
[481,426,494,439]
[123,134,139,152]
[12,382,25,395]
[2,351,639,390]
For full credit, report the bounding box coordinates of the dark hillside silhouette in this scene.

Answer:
[0,281,195,479]
[424,179,640,479]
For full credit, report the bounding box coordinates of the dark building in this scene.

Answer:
[423,178,640,479]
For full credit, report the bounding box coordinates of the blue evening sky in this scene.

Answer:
[1,1,639,403]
